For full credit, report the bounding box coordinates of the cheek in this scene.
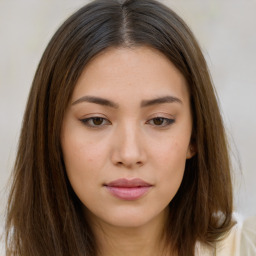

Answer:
[61,141,102,208]
[62,127,107,166]
[153,134,189,165]
[152,137,189,194]
[61,128,108,193]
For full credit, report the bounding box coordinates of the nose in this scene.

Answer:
[111,123,147,169]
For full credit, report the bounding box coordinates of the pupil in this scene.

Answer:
[93,118,103,125]
[154,118,164,125]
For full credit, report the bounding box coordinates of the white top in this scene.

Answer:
[195,214,256,255]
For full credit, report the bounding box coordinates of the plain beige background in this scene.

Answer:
[1,0,256,245]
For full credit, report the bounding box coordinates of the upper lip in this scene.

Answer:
[105,178,152,188]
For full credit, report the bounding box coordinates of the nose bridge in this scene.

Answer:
[112,120,145,168]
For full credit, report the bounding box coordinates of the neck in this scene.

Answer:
[87,209,175,256]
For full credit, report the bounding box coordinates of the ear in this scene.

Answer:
[186,144,196,159]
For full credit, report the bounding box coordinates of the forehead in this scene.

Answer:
[71,46,189,104]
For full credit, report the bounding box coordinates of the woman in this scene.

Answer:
[5,0,254,255]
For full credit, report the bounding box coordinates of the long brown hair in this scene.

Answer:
[5,0,234,255]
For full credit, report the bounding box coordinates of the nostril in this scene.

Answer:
[115,161,143,167]
[136,161,143,166]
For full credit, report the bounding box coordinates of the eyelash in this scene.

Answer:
[80,117,111,128]
[146,117,175,127]
[80,116,175,128]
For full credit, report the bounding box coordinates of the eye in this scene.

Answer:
[80,117,111,128]
[147,117,175,127]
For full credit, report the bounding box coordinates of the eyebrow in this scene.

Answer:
[71,95,182,108]
[72,96,119,108]
[141,96,182,107]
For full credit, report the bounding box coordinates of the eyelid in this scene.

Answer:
[79,116,111,128]
[145,112,176,127]
[78,113,175,128]
[146,117,175,127]
[147,112,175,119]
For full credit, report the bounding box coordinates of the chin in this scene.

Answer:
[86,205,168,230]
[110,215,152,228]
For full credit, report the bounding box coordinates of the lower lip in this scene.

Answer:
[105,186,151,200]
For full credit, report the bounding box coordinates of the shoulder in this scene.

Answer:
[240,215,256,255]
[195,213,256,256]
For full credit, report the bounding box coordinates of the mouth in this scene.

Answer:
[104,178,152,200]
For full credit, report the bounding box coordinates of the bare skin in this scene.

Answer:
[61,46,193,256]
[92,209,171,256]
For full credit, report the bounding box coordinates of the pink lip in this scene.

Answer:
[104,178,152,200]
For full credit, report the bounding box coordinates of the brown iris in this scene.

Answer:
[92,117,104,125]
[152,118,165,126]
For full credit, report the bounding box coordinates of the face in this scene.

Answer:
[61,46,194,229]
